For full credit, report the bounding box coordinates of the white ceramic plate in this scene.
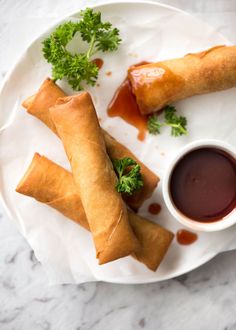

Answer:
[1,1,236,284]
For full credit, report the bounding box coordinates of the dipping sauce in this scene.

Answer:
[107,62,149,141]
[170,148,236,222]
[176,229,198,245]
[148,203,161,215]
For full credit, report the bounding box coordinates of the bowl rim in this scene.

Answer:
[162,139,236,232]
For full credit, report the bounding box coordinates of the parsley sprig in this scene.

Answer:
[112,157,143,195]
[147,105,187,137]
[42,8,121,90]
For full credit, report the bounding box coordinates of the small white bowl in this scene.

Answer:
[162,139,236,232]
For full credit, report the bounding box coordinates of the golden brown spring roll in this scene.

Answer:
[50,93,140,264]
[22,78,65,132]
[22,78,159,210]
[128,45,236,114]
[16,153,174,271]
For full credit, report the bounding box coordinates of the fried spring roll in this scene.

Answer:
[22,78,65,132]
[16,153,174,271]
[50,93,140,264]
[128,45,236,114]
[22,78,159,210]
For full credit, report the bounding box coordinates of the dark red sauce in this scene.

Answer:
[177,229,198,245]
[170,148,236,222]
[148,203,161,215]
[107,62,149,141]
[92,58,104,69]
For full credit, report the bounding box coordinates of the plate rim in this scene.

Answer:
[1,0,226,284]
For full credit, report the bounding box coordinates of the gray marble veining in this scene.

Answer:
[1,0,236,329]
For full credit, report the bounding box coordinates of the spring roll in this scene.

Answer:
[16,153,174,271]
[22,78,159,210]
[22,78,65,132]
[128,45,236,114]
[50,93,140,264]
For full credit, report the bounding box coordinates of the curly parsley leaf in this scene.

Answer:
[164,106,187,137]
[147,105,188,137]
[147,115,162,135]
[42,8,121,90]
[112,157,144,195]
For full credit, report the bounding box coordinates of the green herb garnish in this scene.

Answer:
[42,8,121,90]
[147,105,187,137]
[112,157,143,195]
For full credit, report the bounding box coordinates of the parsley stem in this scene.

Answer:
[164,122,187,135]
[86,33,96,59]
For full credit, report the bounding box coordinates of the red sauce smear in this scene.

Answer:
[148,203,161,215]
[177,229,198,245]
[92,58,104,69]
[106,71,112,76]
[107,62,149,141]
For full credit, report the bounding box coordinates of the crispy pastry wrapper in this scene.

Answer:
[22,78,159,210]
[50,93,141,264]
[128,45,236,114]
[22,78,64,133]
[16,153,174,271]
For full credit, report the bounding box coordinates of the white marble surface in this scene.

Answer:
[0,0,236,329]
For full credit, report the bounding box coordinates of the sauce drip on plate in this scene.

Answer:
[92,58,104,69]
[148,203,161,215]
[170,148,236,222]
[107,62,149,141]
[177,229,198,245]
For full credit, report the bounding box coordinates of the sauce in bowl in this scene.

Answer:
[170,148,236,222]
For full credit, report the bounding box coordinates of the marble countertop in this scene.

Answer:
[1,0,236,329]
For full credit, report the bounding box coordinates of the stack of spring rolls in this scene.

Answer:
[16,78,174,271]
